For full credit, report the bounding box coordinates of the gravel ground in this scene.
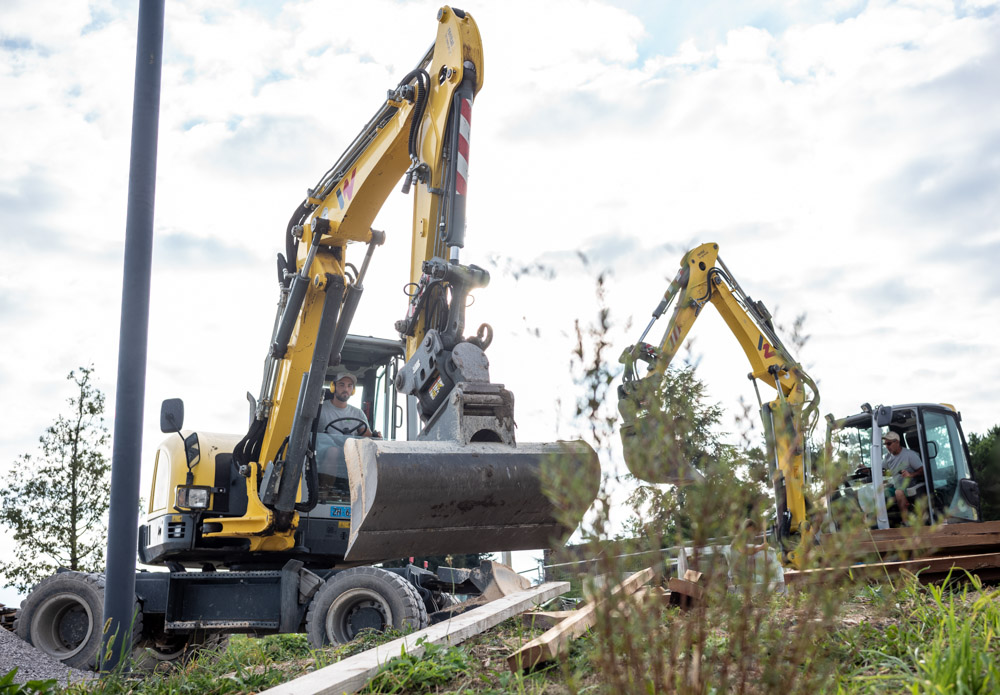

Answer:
[0,627,97,686]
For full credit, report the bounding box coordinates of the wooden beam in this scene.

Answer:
[507,567,655,672]
[785,552,1000,586]
[682,569,703,583]
[520,610,577,630]
[831,520,1000,555]
[667,577,705,609]
[260,581,570,695]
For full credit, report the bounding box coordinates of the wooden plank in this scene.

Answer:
[785,552,1000,586]
[682,569,703,583]
[520,610,576,630]
[260,581,570,695]
[667,577,705,607]
[831,520,1000,555]
[507,567,656,672]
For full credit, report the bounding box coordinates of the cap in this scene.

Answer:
[882,431,900,443]
[334,372,357,387]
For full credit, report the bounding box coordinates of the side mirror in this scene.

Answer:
[160,398,184,433]
[875,405,893,428]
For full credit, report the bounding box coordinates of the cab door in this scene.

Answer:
[919,407,979,522]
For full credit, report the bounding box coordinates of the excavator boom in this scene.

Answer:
[140,6,600,570]
[619,242,819,566]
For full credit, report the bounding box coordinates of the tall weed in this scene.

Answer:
[543,282,863,694]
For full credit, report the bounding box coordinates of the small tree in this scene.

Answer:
[968,425,1000,521]
[0,366,111,593]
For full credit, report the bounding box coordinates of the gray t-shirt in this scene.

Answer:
[319,400,369,435]
[885,447,922,489]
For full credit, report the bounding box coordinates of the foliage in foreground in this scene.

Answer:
[362,638,469,693]
[537,288,1000,694]
[830,572,1000,693]
[0,667,58,695]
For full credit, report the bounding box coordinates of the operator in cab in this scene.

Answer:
[315,372,378,502]
[883,431,923,524]
[319,373,377,437]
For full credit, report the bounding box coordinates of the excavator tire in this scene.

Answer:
[15,571,141,671]
[133,629,230,672]
[305,566,428,647]
[400,575,431,624]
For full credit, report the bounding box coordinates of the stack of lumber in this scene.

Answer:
[508,566,706,671]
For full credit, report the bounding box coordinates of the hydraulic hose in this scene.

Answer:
[398,69,430,162]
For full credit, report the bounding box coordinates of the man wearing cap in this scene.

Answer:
[883,431,924,524]
[314,373,376,503]
[319,372,374,437]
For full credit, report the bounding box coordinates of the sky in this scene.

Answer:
[1,0,999,605]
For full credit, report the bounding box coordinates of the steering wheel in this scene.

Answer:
[323,417,369,436]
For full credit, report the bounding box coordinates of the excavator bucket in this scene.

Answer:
[341,438,600,563]
[620,415,706,485]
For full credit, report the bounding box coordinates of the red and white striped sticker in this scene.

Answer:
[455,97,472,196]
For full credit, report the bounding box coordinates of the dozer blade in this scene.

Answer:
[342,438,600,563]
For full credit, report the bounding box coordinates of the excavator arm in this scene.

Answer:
[174,7,598,561]
[618,242,819,566]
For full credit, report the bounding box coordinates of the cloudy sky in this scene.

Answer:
[2,0,998,604]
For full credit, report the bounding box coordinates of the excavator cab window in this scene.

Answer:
[920,408,978,521]
[314,335,406,506]
[830,421,874,472]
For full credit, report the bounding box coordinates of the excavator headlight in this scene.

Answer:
[175,485,212,510]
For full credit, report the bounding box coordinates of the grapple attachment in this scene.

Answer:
[342,438,600,563]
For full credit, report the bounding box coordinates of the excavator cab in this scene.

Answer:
[826,403,981,529]
[298,335,405,564]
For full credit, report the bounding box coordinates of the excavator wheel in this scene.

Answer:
[399,574,431,623]
[305,567,428,647]
[15,571,141,671]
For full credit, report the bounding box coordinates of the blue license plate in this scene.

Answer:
[330,505,351,519]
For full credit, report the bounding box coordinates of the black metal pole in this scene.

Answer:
[101,0,164,672]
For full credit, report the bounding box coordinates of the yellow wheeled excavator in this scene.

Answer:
[618,243,985,570]
[16,7,600,669]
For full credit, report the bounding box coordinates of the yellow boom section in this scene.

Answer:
[618,242,819,567]
[207,6,486,548]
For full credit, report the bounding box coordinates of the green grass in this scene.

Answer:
[37,571,1000,695]
[828,573,1000,694]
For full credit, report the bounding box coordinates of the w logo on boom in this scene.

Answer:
[334,169,358,209]
[757,334,776,359]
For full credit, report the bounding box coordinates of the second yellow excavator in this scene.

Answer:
[618,242,984,570]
